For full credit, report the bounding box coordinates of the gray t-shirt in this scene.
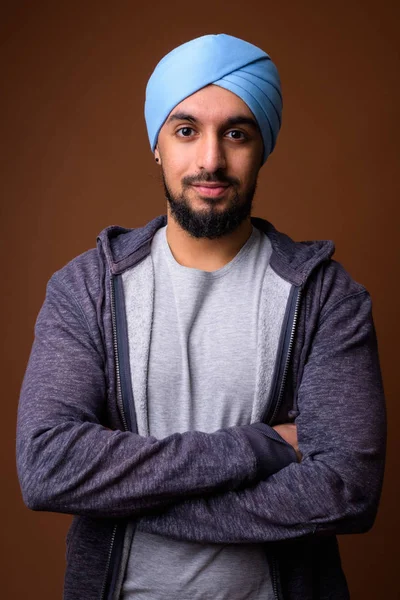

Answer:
[122,224,275,599]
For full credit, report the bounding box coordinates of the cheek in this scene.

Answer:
[162,159,182,183]
[162,153,191,185]
[231,157,258,185]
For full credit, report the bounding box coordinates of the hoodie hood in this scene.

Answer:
[97,215,335,286]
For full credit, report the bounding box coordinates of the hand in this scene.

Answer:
[273,423,302,462]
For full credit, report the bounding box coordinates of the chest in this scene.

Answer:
[121,253,293,437]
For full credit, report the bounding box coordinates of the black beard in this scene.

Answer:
[162,172,257,240]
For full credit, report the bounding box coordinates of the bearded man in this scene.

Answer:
[17,34,386,600]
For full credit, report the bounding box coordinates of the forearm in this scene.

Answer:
[18,381,296,519]
[138,445,385,544]
[17,407,264,518]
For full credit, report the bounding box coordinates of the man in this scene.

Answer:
[17,34,386,600]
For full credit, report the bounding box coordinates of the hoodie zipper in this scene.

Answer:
[99,524,118,600]
[271,557,284,600]
[260,286,302,425]
[269,286,302,425]
[268,286,302,600]
[110,275,128,432]
[99,276,129,600]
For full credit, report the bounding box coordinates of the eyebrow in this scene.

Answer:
[224,116,259,130]
[166,112,198,125]
[166,112,259,130]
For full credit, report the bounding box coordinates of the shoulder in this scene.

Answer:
[296,259,374,340]
[317,259,370,313]
[46,248,102,315]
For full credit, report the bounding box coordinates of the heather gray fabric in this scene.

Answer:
[16,215,386,600]
[121,256,154,437]
[123,531,273,600]
[147,225,274,436]
[121,225,289,599]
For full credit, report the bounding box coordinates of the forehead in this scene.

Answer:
[167,84,256,124]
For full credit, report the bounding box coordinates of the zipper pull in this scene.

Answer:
[288,409,299,420]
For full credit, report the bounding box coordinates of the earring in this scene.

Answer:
[155,157,159,163]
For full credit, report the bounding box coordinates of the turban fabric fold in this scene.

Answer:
[145,34,282,164]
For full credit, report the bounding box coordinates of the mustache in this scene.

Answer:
[182,172,239,187]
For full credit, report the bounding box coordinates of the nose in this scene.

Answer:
[195,133,226,173]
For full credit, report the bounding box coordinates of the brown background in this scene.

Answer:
[1,1,399,598]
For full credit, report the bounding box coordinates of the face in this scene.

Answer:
[155,85,264,239]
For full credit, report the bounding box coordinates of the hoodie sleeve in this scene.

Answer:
[16,271,295,518]
[138,289,386,542]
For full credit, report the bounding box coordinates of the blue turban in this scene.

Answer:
[145,34,282,164]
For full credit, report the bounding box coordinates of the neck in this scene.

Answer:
[165,209,253,271]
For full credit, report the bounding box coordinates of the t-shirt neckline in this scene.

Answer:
[161,224,259,280]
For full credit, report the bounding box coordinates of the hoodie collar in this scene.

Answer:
[97,215,335,286]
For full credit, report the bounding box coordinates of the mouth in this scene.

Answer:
[191,183,230,198]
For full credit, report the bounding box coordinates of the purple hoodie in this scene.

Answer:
[17,215,386,600]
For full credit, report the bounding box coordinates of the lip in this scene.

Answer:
[191,183,230,198]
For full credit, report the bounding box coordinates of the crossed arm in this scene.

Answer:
[16,273,298,519]
[17,272,386,544]
[137,292,386,543]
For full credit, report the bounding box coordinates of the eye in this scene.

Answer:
[176,127,195,137]
[226,130,246,140]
